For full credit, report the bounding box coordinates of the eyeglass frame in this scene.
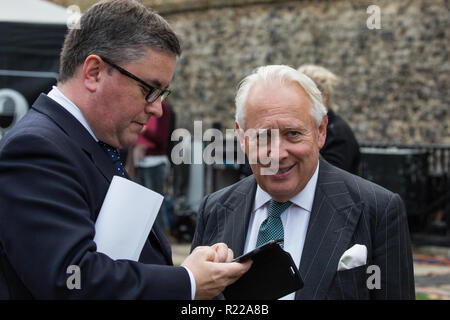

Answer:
[100,56,171,103]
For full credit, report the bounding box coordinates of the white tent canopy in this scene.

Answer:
[0,0,72,25]
[0,0,73,137]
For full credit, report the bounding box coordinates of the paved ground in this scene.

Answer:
[412,246,450,299]
[171,243,191,266]
[171,243,450,300]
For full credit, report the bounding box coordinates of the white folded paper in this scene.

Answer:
[337,244,367,271]
[94,175,164,261]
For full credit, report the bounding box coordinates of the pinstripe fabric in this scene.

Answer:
[191,157,415,300]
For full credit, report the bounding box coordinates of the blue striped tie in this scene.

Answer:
[256,199,291,249]
[98,141,127,178]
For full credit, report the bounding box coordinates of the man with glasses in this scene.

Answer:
[0,0,250,299]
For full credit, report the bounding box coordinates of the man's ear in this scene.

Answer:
[317,115,328,149]
[82,55,104,92]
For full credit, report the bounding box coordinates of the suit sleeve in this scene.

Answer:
[0,133,190,299]
[370,193,415,299]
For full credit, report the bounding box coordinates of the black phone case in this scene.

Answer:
[223,241,304,300]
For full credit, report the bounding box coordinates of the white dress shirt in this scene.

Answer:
[47,86,99,142]
[243,162,319,300]
[46,87,197,299]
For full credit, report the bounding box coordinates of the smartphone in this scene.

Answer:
[224,238,303,299]
[232,238,284,262]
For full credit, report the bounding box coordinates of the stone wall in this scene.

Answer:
[52,0,450,144]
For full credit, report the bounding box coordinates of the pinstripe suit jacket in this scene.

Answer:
[191,158,415,299]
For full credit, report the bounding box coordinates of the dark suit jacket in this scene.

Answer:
[320,110,361,175]
[191,158,415,299]
[0,94,190,299]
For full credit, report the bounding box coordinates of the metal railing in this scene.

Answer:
[359,142,450,237]
[359,142,450,176]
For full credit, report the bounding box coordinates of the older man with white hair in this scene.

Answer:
[191,65,415,300]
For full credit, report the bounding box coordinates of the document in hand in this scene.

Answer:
[93,176,164,261]
[224,240,303,300]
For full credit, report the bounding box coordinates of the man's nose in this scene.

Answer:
[269,138,289,161]
[144,98,163,118]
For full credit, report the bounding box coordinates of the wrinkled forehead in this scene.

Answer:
[246,80,312,114]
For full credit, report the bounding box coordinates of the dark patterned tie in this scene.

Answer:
[256,199,291,249]
[98,141,127,178]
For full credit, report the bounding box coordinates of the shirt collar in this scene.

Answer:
[47,86,99,142]
[253,161,320,213]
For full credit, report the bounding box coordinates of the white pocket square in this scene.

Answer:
[337,244,367,271]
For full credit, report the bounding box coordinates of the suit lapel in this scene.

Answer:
[220,176,257,257]
[295,159,363,300]
[150,222,173,265]
[32,94,116,183]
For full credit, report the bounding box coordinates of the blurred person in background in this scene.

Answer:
[298,65,361,174]
[134,100,173,238]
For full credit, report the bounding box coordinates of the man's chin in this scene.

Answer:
[259,181,297,200]
[120,135,139,148]
[266,190,295,202]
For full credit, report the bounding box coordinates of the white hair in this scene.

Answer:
[297,64,339,110]
[235,65,327,129]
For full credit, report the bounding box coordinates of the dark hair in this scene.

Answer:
[59,0,181,83]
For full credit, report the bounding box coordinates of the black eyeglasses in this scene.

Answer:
[100,56,171,103]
